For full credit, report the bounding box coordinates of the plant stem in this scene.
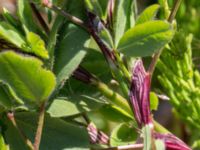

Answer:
[30,2,50,34]
[168,0,183,23]
[113,50,131,81]
[73,68,132,116]
[40,0,87,30]
[105,144,143,150]
[7,112,34,150]
[33,102,46,150]
[40,0,117,64]
[148,0,182,76]
[93,80,133,117]
[74,67,171,134]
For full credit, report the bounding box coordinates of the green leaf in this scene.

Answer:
[99,105,132,123]
[136,4,160,25]
[98,0,109,19]
[0,21,26,49]
[26,32,49,59]
[150,92,159,111]
[17,0,39,34]
[65,0,87,19]
[118,21,174,57]
[0,51,56,105]
[113,0,136,47]
[0,84,15,109]
[82,46,111,81]
[47,16,64,58]
[53,23,90,89]
[84,0,104,19]
[47,96,106,117]
[0,23,48,58]
[0,133,8,150]
[99,24,114,49]
[0,83,23,109]
[2,8,20,29]
[4,112,89,150]
[110,123,137,146]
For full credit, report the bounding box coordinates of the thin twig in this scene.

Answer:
[7,112,34,150]
[33,102,46,150]
[40,0,116,65]
[30,2,50,34]
[148,0,182,76]
[40,0,87,30]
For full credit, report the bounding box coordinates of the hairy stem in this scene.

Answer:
[7,112,34,150]
[34,102,46,150]
[148,0,182,76]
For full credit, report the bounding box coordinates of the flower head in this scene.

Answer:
[130,60,152,127]
[154,133,191,150]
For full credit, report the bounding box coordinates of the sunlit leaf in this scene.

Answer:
[113,0,136,47]
[150,92,159,111]
[0,22,26,49]
[47,96,106,117]
[0,51,56,105]
[118,21,174,57]
[136,4,160,25]
[0,133,8,150]
[26,32,49,59]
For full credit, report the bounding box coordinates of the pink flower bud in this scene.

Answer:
[130,60,152,127]
[87,123,109,145]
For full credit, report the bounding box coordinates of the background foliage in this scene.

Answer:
[0,0,199,150]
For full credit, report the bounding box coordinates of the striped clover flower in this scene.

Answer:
[130,60,191,150]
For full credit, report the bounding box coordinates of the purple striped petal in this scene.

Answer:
[130,60,152,127]
[154,133,191,150]
[87,123,109,145]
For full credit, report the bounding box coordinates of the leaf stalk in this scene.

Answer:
[33,102,46,150]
